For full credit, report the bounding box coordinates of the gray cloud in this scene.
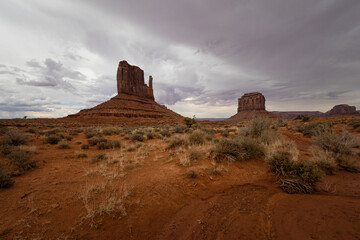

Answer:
[0,0,359,117]
[14,58,88,91]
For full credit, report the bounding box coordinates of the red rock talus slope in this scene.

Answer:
[66,61,182,124]
[227,92,275,121]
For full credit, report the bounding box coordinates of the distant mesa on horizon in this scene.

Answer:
[66,60,182,124]
[226,92,275,121]
[272,104,359,118]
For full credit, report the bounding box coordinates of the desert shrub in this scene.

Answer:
[131,133,144,142]
[220,129,229,137]
[64,135,72,141]
[294,115,310,122]
[347,119,360,129]
[81,144,89,150]
[97,140,121,150]
[313,128,357,155]
[44,135,61,145]
[336,155,360,173]
[189,149,201,161]
[91,153,107,163]
[88,137,107,146]
[25,128,36,134]
[58,142,70,149]
[166,137,186,150]
[0,129,30,146]
[84,128,100,138]
[160,130,171,138]
[211,137,264,162]
[267,151,323,193]
[184,117,196,128]
[186,169,197,178]
[242,118,271,138]
[302,122,329,137]
[188,130,205,145]
[102,127,120,136]
[7,149,36,172]
[0,144,15,156]
[174,125,187,133]
[45,128,61,135]
[275,119,288,128]
[77,153,87,158]
[127,147,136,152]
[260,130,280,145]
[311,148,337,175]
[287,121,304,132]
[146,132,154,140]
[0,167,14,188]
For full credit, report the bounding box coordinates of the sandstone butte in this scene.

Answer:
[325,104,360,117]
[67,61,182,124]
[226,92,275,121]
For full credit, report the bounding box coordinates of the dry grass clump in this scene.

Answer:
[58,142,71,149]
[79,183,131,219]
[84,128,101,139]
[189,148,201,161]
[7,149,36,174]
[186,169,197,178]
[259,130,281,145]
[0,166,14,188]
[91,153,107,163]
[311,148,337,175]
[174,125,187,133]
[77,153,88,158]
[97,140,121,150]
[102,127,120,136]
[88,137,107,146]
[267,151,323,194]
[313,128,357,155]
[211,137,264,162]
[43,135,61,144]
[312,128,359,172]
[188,130,205,145]
[81,144,89,150]
[131,133,145,142]
[160,129,171,138]
[0,129,30,146]
[242,117,271,138]
[166,136,187,150]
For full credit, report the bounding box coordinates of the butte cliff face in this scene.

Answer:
[67,61,182,123]
[325,104,359,117]
[117,61,154,100]
[227,92,274,121]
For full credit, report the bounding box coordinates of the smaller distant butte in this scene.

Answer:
[226,92,275,121]
[67,60,182,124]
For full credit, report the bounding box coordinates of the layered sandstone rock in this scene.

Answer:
[325,104,359,117]
[117,61,154,100]
[238,92,265,111]
[227,92,274,121]
[67,61,182,123]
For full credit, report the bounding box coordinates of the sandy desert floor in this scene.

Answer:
[0,117,360,240]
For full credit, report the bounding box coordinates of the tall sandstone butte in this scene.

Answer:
[117,60,154,100]
[67,61,182,123]
[227,92,274,121]
[237,92,266,112]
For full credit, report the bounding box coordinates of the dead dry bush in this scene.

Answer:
[79,182,131,219]
[312,128,359,172]
[0,129,30,146]
[188,130,205,145]
[266,151,323,194]
[210,137,264,162]
[242,117,271,138]
[0,166,14,188]
[7,149,36,174]
[166,136,187,150]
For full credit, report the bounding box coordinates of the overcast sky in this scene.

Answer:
[1,0,359,118]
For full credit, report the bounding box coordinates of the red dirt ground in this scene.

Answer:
[0,119,359,240]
